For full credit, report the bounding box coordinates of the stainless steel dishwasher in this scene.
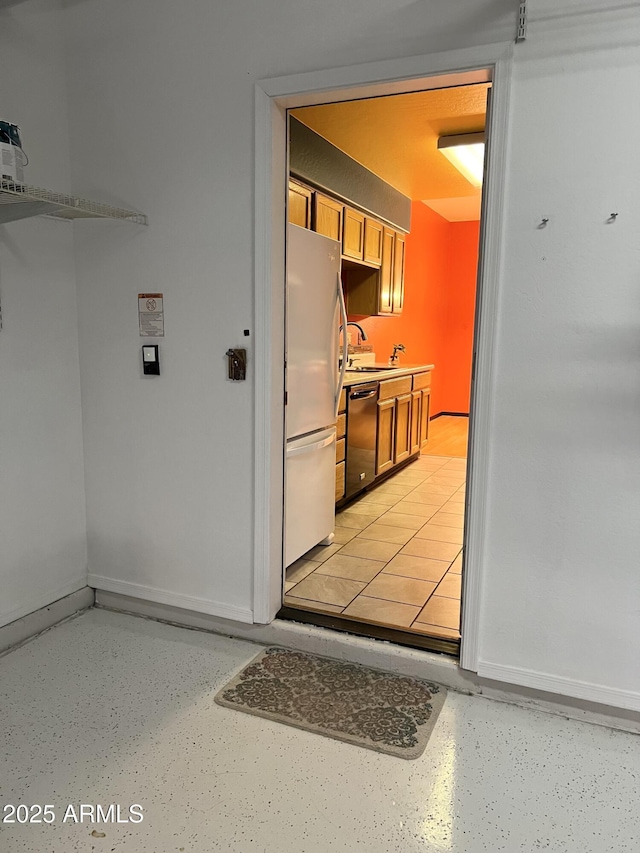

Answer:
[345,382,378,500]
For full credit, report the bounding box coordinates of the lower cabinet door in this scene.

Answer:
[394,393,412,464]
[335,461,346,501]
[419,389,431,449]
[376,398,395,475]
[410,390,421,455]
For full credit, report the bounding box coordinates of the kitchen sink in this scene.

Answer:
[347,365,397,372]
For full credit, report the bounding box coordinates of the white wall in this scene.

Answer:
[0,0,87,627]
[61,0,640,709]
[64,0,516,623]
[477,0,640,710]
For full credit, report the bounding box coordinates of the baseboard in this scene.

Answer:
[0,586,94,654]
[95,590,474,690]
[88,574,253,624]
[430,411,470,420]
[1,575,88,629]
[478,660,640,714]
[95,591,640,733]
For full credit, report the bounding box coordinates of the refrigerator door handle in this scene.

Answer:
[335,272,348,419]
[287,431,336,457]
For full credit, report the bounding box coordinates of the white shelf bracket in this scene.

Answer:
[516,1,527,42]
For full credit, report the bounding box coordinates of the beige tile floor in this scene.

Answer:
[285,453,466,640]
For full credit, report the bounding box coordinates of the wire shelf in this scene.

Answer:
[0,179,148,225]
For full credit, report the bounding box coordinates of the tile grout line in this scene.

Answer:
[287,453,465,636]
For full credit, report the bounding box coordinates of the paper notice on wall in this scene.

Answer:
[138,293,164,337]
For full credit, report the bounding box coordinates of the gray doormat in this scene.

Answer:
[215,647,446,759]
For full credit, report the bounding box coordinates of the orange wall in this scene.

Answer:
[349,202,479,415]
[442,221,480,413]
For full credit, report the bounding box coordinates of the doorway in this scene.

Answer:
[281,85,484,655]
[252,44,513,673]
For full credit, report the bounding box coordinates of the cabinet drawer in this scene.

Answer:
[336,412,346,440]
[335,461,346,501]
[412,371,432,391]
[338,388,347,414]
[336,437,346,464]
[378,376,412,401]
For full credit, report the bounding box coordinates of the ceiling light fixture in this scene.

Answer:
[437,132,485,187]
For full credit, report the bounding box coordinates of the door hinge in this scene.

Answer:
[516,0,527,42]
[284,391,288,406]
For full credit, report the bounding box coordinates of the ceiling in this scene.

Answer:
[291,83,488,222]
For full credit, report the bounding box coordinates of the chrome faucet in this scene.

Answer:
[339,322,368,345]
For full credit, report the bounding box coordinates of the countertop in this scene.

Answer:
[343,363,434,386]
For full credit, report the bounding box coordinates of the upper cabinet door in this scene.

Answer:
[288,181,313,228]
[363,218,383,266]
[342,207,365,260]
[315,193,343,241]
[378,227,395,314]
[392,232,406,314]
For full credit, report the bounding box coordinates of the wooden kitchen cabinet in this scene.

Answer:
[288,180,312,228]
[363,218,383,266]
[342,225,406,317]
[315,193,343,241]
[412,371,431,392]
[342,207,365,260]
[339,369,432,502]
[335,391,347,501]
[412,371,431,450]
[335,461,346,501]
[378,376,411,400]
[343,264,379,316]
[286,175,406,316]
[377,377,414,474]
[394,393,412,464]
[410,390,422,455]
[344,211,384,266]
[376,397,395,475]
[336,393,346,462]
[378,227,395,314]
[391,232,406,314]
[419,389,431,448]
[377,377,411,474]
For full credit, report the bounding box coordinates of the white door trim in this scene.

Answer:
[459,53,513,671]
[252,42,514,674]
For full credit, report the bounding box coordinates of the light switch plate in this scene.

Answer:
[142,345,160,375]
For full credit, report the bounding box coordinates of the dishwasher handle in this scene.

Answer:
[350,388,378,401]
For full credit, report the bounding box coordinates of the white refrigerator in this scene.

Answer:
[285,224,347,567]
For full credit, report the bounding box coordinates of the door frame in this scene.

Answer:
[252,41,514,673]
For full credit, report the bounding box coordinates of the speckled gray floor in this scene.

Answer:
[1,609,639,852]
